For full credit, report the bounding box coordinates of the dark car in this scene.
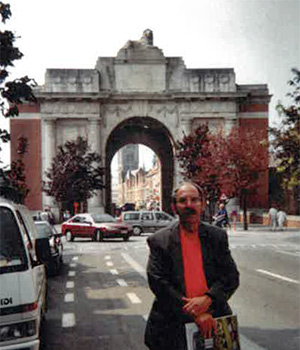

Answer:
[34,221,63,275]
[61,213,133,242]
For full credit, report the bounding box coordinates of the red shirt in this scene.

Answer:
[180,227,209,298]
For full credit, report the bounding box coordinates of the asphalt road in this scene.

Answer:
[43,225,300,350]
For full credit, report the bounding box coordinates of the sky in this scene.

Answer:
[1,0,299,171]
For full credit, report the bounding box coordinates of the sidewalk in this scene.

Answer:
[228,223,300,235]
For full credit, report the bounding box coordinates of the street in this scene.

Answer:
[42,226,300,350]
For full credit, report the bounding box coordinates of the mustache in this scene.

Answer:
[181,208,197,215]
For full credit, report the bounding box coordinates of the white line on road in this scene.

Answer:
[116,278,128,287]
[106,261,113,267]
[127,292,141,304]
[66,281,74,289]
[62,313,76,328]
[257,269,300,284]
[72,256,78,261]
[110,269,119,275]
[121,253,147,279]
[70,263,77,268]
[104,255,111,260]
[64,293,75,302]
[274,249,300,257]
[68,271,76,277]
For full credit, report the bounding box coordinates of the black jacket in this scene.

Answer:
[145,221,239,350]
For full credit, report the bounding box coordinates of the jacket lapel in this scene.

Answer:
[170,224,186,295]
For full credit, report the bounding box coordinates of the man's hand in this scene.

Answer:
[182,295,212,317]
[194,313,217,339]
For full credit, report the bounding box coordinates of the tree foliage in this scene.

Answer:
[176,125,268,229]
[270,68,300,190]
[0,2,37,157]
[0,135,29,203]
[43,137,105,206]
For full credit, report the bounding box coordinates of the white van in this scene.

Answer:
[0,197,47,350]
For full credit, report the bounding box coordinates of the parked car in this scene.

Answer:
[0,196,47,350]
[61,213,133,242]
[34,221,63,275]
[118,210,175,235]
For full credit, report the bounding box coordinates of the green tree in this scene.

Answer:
[270,68,300,213]
[0,2,36,201]
[43,137,105,214]
[0,135,29,203]
[0,2,36,158]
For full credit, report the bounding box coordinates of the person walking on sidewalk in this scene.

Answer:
[277,210,287,231]
[144,182,240,350]
[268,206,278,231]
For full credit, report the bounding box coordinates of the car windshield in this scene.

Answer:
[0,207,28,272]
[35,223,53,239]
[92,214,117,223]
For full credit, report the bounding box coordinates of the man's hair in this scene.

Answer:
[172,181,205,205]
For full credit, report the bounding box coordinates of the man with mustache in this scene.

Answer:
[144,182,239,350]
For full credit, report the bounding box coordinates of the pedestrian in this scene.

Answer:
[277,210,287,231]
[144,182,240,350]
[213,203,229,228]
[230,207,238,233]
[63,210,71,221]
[268,206,278,231]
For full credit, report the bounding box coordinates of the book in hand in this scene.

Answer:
[185,314,241,350]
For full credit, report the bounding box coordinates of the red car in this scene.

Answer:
[61,213,133,242]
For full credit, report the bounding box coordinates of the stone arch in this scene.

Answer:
[105,116,175,214]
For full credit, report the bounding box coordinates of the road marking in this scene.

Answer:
[104,255,111,260]
[116,278,128,287]
[257,269,300,284]
[110,269,119,275]
[121,253,147,279]
[62,313,76,328]
[72,256,78,261]
[64,293,75,302]
[66,281,74,289]
[106,261,113,267]
[274,249,300,257]
[127,292,141,304]
[70,263,77,268]
[239,334,267,350]
[68,271,76,277]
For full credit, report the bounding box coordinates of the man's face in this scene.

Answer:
[174,184,205,225]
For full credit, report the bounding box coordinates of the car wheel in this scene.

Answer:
[133,226,142,236]
[66,231,74,242]
[123,234,130,242]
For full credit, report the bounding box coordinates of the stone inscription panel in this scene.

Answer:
[115,64,166,92]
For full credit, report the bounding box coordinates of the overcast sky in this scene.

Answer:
[1,0,299,170]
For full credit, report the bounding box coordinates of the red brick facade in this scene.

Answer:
[238,103,269,209]
[10,117,42,210]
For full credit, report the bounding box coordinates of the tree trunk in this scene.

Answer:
[242,189,248,230]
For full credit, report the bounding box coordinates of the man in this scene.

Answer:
[214,203,229,228]
[268,206,278,231]
[145,182,239,350]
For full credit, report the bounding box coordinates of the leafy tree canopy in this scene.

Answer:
[270,68,300,190]
[43,137,105,204]
[0,2,37,158]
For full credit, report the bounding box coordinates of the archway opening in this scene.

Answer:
[111,145,161,215]
[105,117,175,215]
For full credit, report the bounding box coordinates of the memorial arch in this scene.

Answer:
[11,30,271,214]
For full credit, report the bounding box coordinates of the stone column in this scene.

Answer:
[87,118,104,213]
[43,118,56,209]
[180,117,192,137]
